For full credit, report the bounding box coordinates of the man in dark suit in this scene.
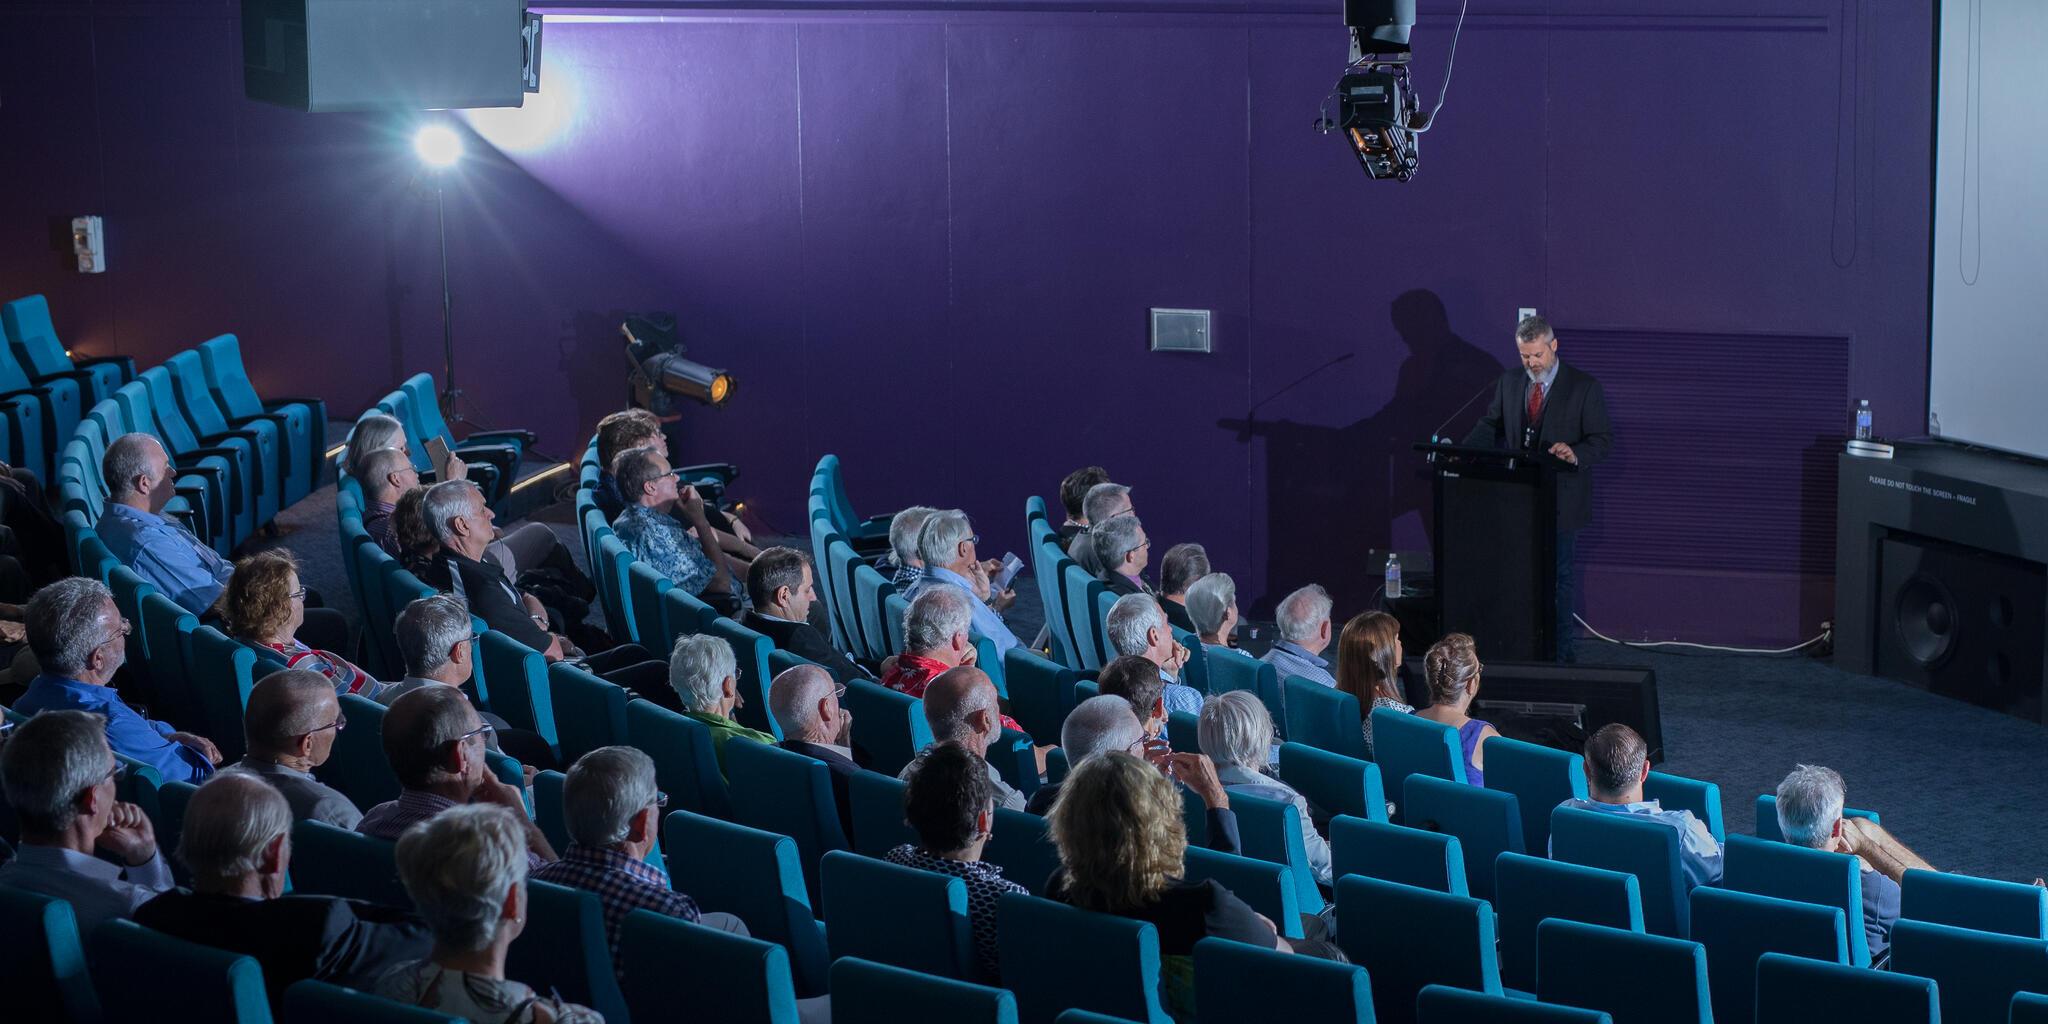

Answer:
[768,663,867,838]
[742,546,863,682]
[1462,314,1614,662]
[1092,514,1154,599]
[134,773,431,1007]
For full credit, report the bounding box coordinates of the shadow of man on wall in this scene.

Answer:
[1221,289,1501,619]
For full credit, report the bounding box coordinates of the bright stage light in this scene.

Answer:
[414,124,464,169]
[463,68,579,155]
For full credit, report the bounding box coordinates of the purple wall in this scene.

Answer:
[0,0,1932,644]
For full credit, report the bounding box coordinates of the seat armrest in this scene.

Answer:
[74,355,137,382]
[463,428,537,447]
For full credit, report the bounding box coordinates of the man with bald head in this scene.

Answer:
[231,668,362,828]
[769,664,866,836]
[898,666,1026,810]
[356,686,556,865]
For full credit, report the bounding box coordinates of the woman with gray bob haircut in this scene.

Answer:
[377,804,603,1023]
[1198,690,1332,888]
[1184,572,1239,649]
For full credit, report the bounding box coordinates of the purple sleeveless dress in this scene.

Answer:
[1457,719,1492,787]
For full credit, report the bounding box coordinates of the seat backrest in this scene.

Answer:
[1890,918,2048,1024]
[1170,627,1208,694]
[138,591,197,720]
[532,769,572,852]
[188,625,256,762]
[506,880,629,1023]
[165,349,235,438]
[625,699,731,818]
[822,850,976,980]
[1549,805,1689,937]
[662,809,830,996]
[290,819,408,907]
[1482,736,1588,854]
[1402,774,1523,900]
[1230,790,1323,911]
[1277,741,1388,824]
[843,677,933,776]
[883,591,911,659]
[1335,874,1500,1024]
[626,560,671,656]
[2014,992,2048,1024]
[1280,675,1365,758]
[548,662,629,764]
[282,979,462,1023]
[852,562,896,665]
[1900,866,2048,939]
[91,918,273,1024]
[662,584,717,645]
[830,956,1018,1024]
[847,769,916,857]
[595,534,638,644]
[197,335,263,418]
[825,538,867,660]
[1193,936,1372,1022]
[1754,793,1877,842]
[997,891,1167,1024]
[1370,708,1463,817]
[1689,886,1848,1024]
[984,806,1060,898]
[1034,536,1079,666]
[722,740,851,906]
[1753,953,1938,1024]
[1331,815,1467,896]
[705,615,778,737]
[1493,852,1643,992]
[1,293,68,376]
[313,694,398,809]
[478,631,560,748]
[1534,918,1710,1024]
[1415,985,1610,1023]
[1003,646,1078,743]
[1182,846,1304,940]
[0,885,100,1021]
[1642,771,1724,843]
[1722,833,1869,966]
[619,909,803,1024]
[1059,563,1108,670]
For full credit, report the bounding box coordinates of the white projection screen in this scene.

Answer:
[1929,0,2048,460]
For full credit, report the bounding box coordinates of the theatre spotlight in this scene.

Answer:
[622,313,735,412]
[414,123,464,169]
[1315,0,1468,183]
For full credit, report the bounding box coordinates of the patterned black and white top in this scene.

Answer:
[885,844,1028,983]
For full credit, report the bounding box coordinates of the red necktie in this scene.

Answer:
[1527,380,1545,423]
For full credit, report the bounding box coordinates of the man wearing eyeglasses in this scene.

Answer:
[356,686,556,867]
[609,445,744,617]
[902,509,1020,656]
[12,577,220,783]
[0,709,174,936]
[230,669,363,829]
[768,664,864,838]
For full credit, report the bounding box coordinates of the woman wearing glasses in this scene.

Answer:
[221,551,389,700]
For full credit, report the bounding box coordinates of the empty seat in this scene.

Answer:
[625,699,730,819]
[823,850,976,980]
[661,809,829,996]
[1689,886,1848,1024]
[1277,741,1388,824]
[1416,985,1610,1023]
[1535,919,1710,1024]
[1549,805,1691,937]
[478,632,560,749]
[1370,708,1463,818]
[1482,736,1587,854]
[997,891,1169,1024]
[1889,918,2048,1024]
[626,560,672,657]
[1182,846,1304,940]
[91,919,271,1023]
[722,740,852,906]
[704,616,778,737]
[1331,815,1467,895]
[619,908,804,1024]
[548,662,629,764]
[1194,936,1372,1022]
[1230,790,1324,910]
[1402,774,1523,900]
[290,820,409,908]
[1283,675,1368,759]
[983,806,1061,897]
[831,956,1018,1024]
[843,677,934,776]
[847,769,917,857]
[188,625,258,762]
[1721,833,1870,967]
[1335,874,1499,1024]
[282,979,462,1022]
[1899,866,2048,939]
[504,880,629,1023]
[1753,952,1938,1024]
[313,695,400,810]
[0,885,100,1021]
[1494,852,1642,992]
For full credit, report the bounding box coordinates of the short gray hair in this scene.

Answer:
[346,413,405,479]
[1081,483,1132,525]
[915,509,974,568]
[1516,313,1555,344]
[243,669,339,755]
[1091,514,1146,569]
[26,577,118,678]
[422,479,483,546]
[397,594,473,677]
[768,664,836,741]
[746,547,810,610]
[359,446,414,493]
[102,432,164,499]
[614,446,668,504]
[382,686,479,789]
[395,804,529,952]
[1060,695,1145,766]
[1775,764,1847,849]
[563,746,659,848]
[1105,593,1167,658]
[668,633,735,714]
[1198,691,1273,770]
[1275,584,1334,644]
[1185,573,1237,637]
[889,506,938,568]
[904,585,973,656]
[178,772,291,887]
[1159,543,1210,596]
[0,709,111,834]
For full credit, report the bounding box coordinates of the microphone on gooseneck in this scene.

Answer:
[1430,380,1497,443]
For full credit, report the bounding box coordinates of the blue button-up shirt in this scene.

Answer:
[1160,670,1205,717]
[13,674,214,783]
[1556,797,1725,889]
[1261,640,1338,689]
[906,566,1019,656]
[95,503,233,615]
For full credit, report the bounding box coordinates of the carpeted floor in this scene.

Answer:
[263,478,2048,883]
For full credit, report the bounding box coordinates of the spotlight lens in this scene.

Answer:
[709,375,733,405]
[414,124,464,169]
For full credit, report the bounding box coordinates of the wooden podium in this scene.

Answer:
[1414,441,1573,661]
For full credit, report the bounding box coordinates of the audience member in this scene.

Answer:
[1775,764,1934,961]
[592,408,757,559]
[1092,514,1153,598]
[1105,593,1201,716]
[382,594,556,768]
[0,709,173,934]
[1262,584,1337,690]
[887,742,1030,983]
[1097,655,1170,742]
[665,633,775,770]
[13,577,219,782]
[1557,723,1723,888]
[96,433,235,614]
[769,663,864,837]
[231,668,363,828]
[1415,633,1497,787]
[1067,482,1134,576]
[135,773,431,1004]
[742,546,860,682]
[223,550,387,700]
[880,505,938,586]
[356,686,556,865]
[1185,572,1239,650]
[1023,694,1148,814]
[1335,611,1410,759]
[881,588,1019,735]
[1201,690,1332,885]
[533,746,747,970]
[358,445,420,559]
[904,509,1019,653]
[391,485,439,575]
[346,414,449,484]
[1157,543,1210,632]
[900,667,1027,810]
[611,445,743,615]
[376,805,602,1023]
[1055,466,1111,544]
[0,457,65,586]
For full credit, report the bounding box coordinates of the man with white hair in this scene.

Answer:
[899,667,1027,810]
[881,505,938,586]
[359,445,422,559]
[1185,572,1239,651]
[666,633,775,771]
[904,509,1020,654]
[1202,690,1332,885]
[770,663,864,837]
[135,773,430,1002]
[1067,482,1134,576]
[232,668,363,828]
[1022,695,1242,857]
[94,432,235,613]
[1092,514,1153,598]
[1775,764,1933,961]
[0,709,174,934]
[356,686,557,866]
[1105,592,1202,716]
[381,594,560,768]
[1261,584,1338,689]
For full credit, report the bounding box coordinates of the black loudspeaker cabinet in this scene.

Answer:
[1401,658,1664,764]
[1875,532,2046,722]
[243,0,535,112]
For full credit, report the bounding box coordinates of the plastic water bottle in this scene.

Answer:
[1384,553,1402,601]
[1854,399,1873,441]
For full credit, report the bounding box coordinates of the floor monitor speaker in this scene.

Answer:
[1875,533,2045,721]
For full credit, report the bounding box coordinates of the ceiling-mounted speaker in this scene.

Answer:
[243,0,539,112]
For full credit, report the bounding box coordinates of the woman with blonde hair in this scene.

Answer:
[1334,611,1410,757]
[1415,632,1499,787]
[221,550,386,700]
